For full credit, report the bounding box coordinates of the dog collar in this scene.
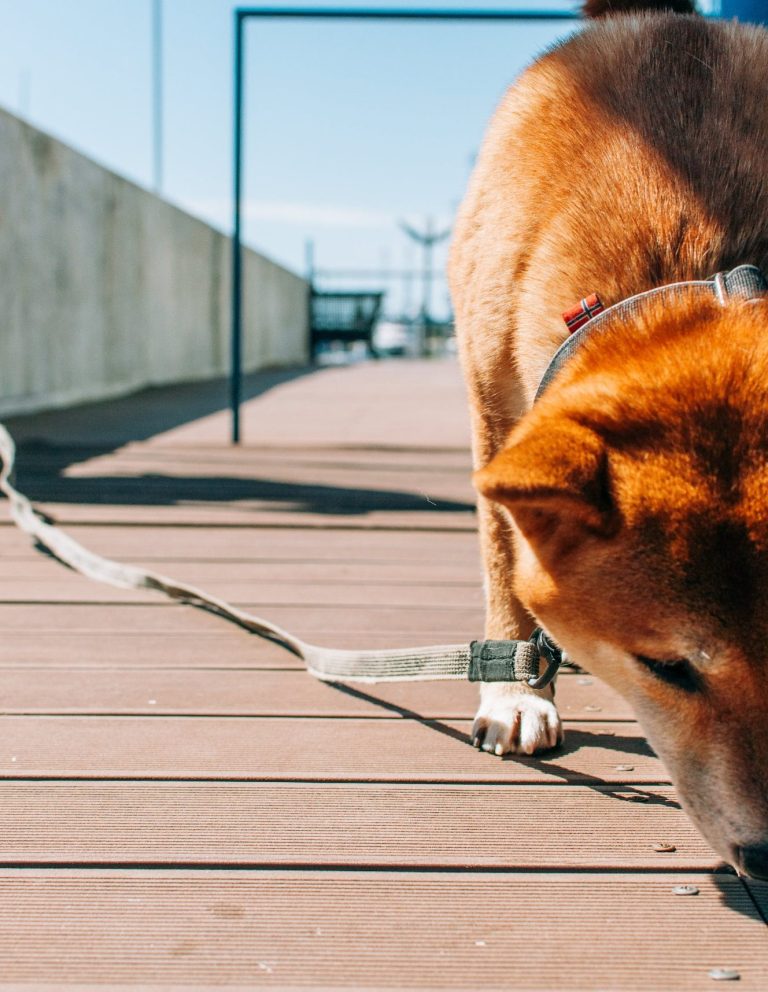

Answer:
[517,264,768,685]
[535,264,768,401]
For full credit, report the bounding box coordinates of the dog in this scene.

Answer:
[449,0,768,877]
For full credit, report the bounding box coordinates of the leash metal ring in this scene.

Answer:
[527,628,563,689]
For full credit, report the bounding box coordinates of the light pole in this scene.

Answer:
[399,217,451,354]
[152,0,163,194]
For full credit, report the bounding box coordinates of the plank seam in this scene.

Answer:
[0,775,674,785]
[0,713,639,722]
[0,521,478,532]
[0,861,732,874]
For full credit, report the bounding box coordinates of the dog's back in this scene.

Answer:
[450,5,768,404]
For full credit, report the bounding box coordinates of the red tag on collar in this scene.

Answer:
[562,293,604,334]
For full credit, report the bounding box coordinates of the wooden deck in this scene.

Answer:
[1,358,766,989]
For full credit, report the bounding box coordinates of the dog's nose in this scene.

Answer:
[737,844,768,880]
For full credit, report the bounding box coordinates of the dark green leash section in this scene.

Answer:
[469,631,562,689]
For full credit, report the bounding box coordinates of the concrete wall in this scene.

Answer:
[0,107,309,417]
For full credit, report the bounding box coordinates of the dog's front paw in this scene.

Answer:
[472,684,563,756]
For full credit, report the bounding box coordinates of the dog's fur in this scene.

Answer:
[449,0,768,875]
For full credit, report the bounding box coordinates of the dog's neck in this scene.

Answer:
[536,265,768,402]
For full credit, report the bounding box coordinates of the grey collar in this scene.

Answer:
[535,264,768,401]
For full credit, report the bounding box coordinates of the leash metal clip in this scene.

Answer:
[528,628,563,689]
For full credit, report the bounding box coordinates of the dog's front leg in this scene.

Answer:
[473,497,563,755]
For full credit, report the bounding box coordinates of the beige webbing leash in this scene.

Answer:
[7,268,756,687]
[0,423,550,686]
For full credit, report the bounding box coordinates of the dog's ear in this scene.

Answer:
[474,418,614,542]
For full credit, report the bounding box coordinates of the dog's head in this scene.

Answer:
[475,296,768,876]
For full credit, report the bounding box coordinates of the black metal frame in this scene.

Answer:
[231,5,579,443]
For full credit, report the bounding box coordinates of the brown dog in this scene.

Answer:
[449,0,768,877]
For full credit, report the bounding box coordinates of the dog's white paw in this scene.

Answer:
[472,685,563,756]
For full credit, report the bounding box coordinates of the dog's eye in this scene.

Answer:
[634,655,700,692]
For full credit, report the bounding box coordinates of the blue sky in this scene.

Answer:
[0,2,609,317]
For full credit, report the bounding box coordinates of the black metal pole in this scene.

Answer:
[231,11,244,445]
[422,222,431,327]
[152,0,163,194]
[305,239,315,360]
[229,7,579,442]
[234,8,578,20]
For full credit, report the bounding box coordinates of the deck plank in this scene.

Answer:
[15,446,474,475]
[0,782,714,869]
[18,462,476,501]
[0,871,763,989]
[0,668,631,719]
[23,503,477,529]
[0,630,491,666]
[2,359,763,987]
[0,578,485,608]
[0,716,659,782]
[0,604,485,645]
[0,523,482,561]
[0,558,484,585]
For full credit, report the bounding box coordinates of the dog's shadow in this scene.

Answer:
[516,725,655,759]
[335,675,685,811]
[330,681,765,922]
[328,680,656,765]
[327,680,472,746]
[326,680,682,809]
[713,872,768,925]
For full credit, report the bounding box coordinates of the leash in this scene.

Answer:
[0,423,561,688]
[8,266,759,688]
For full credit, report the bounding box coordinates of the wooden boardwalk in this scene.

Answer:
[1,359,766,989]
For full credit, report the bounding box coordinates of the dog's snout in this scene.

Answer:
[737,844,768,880]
